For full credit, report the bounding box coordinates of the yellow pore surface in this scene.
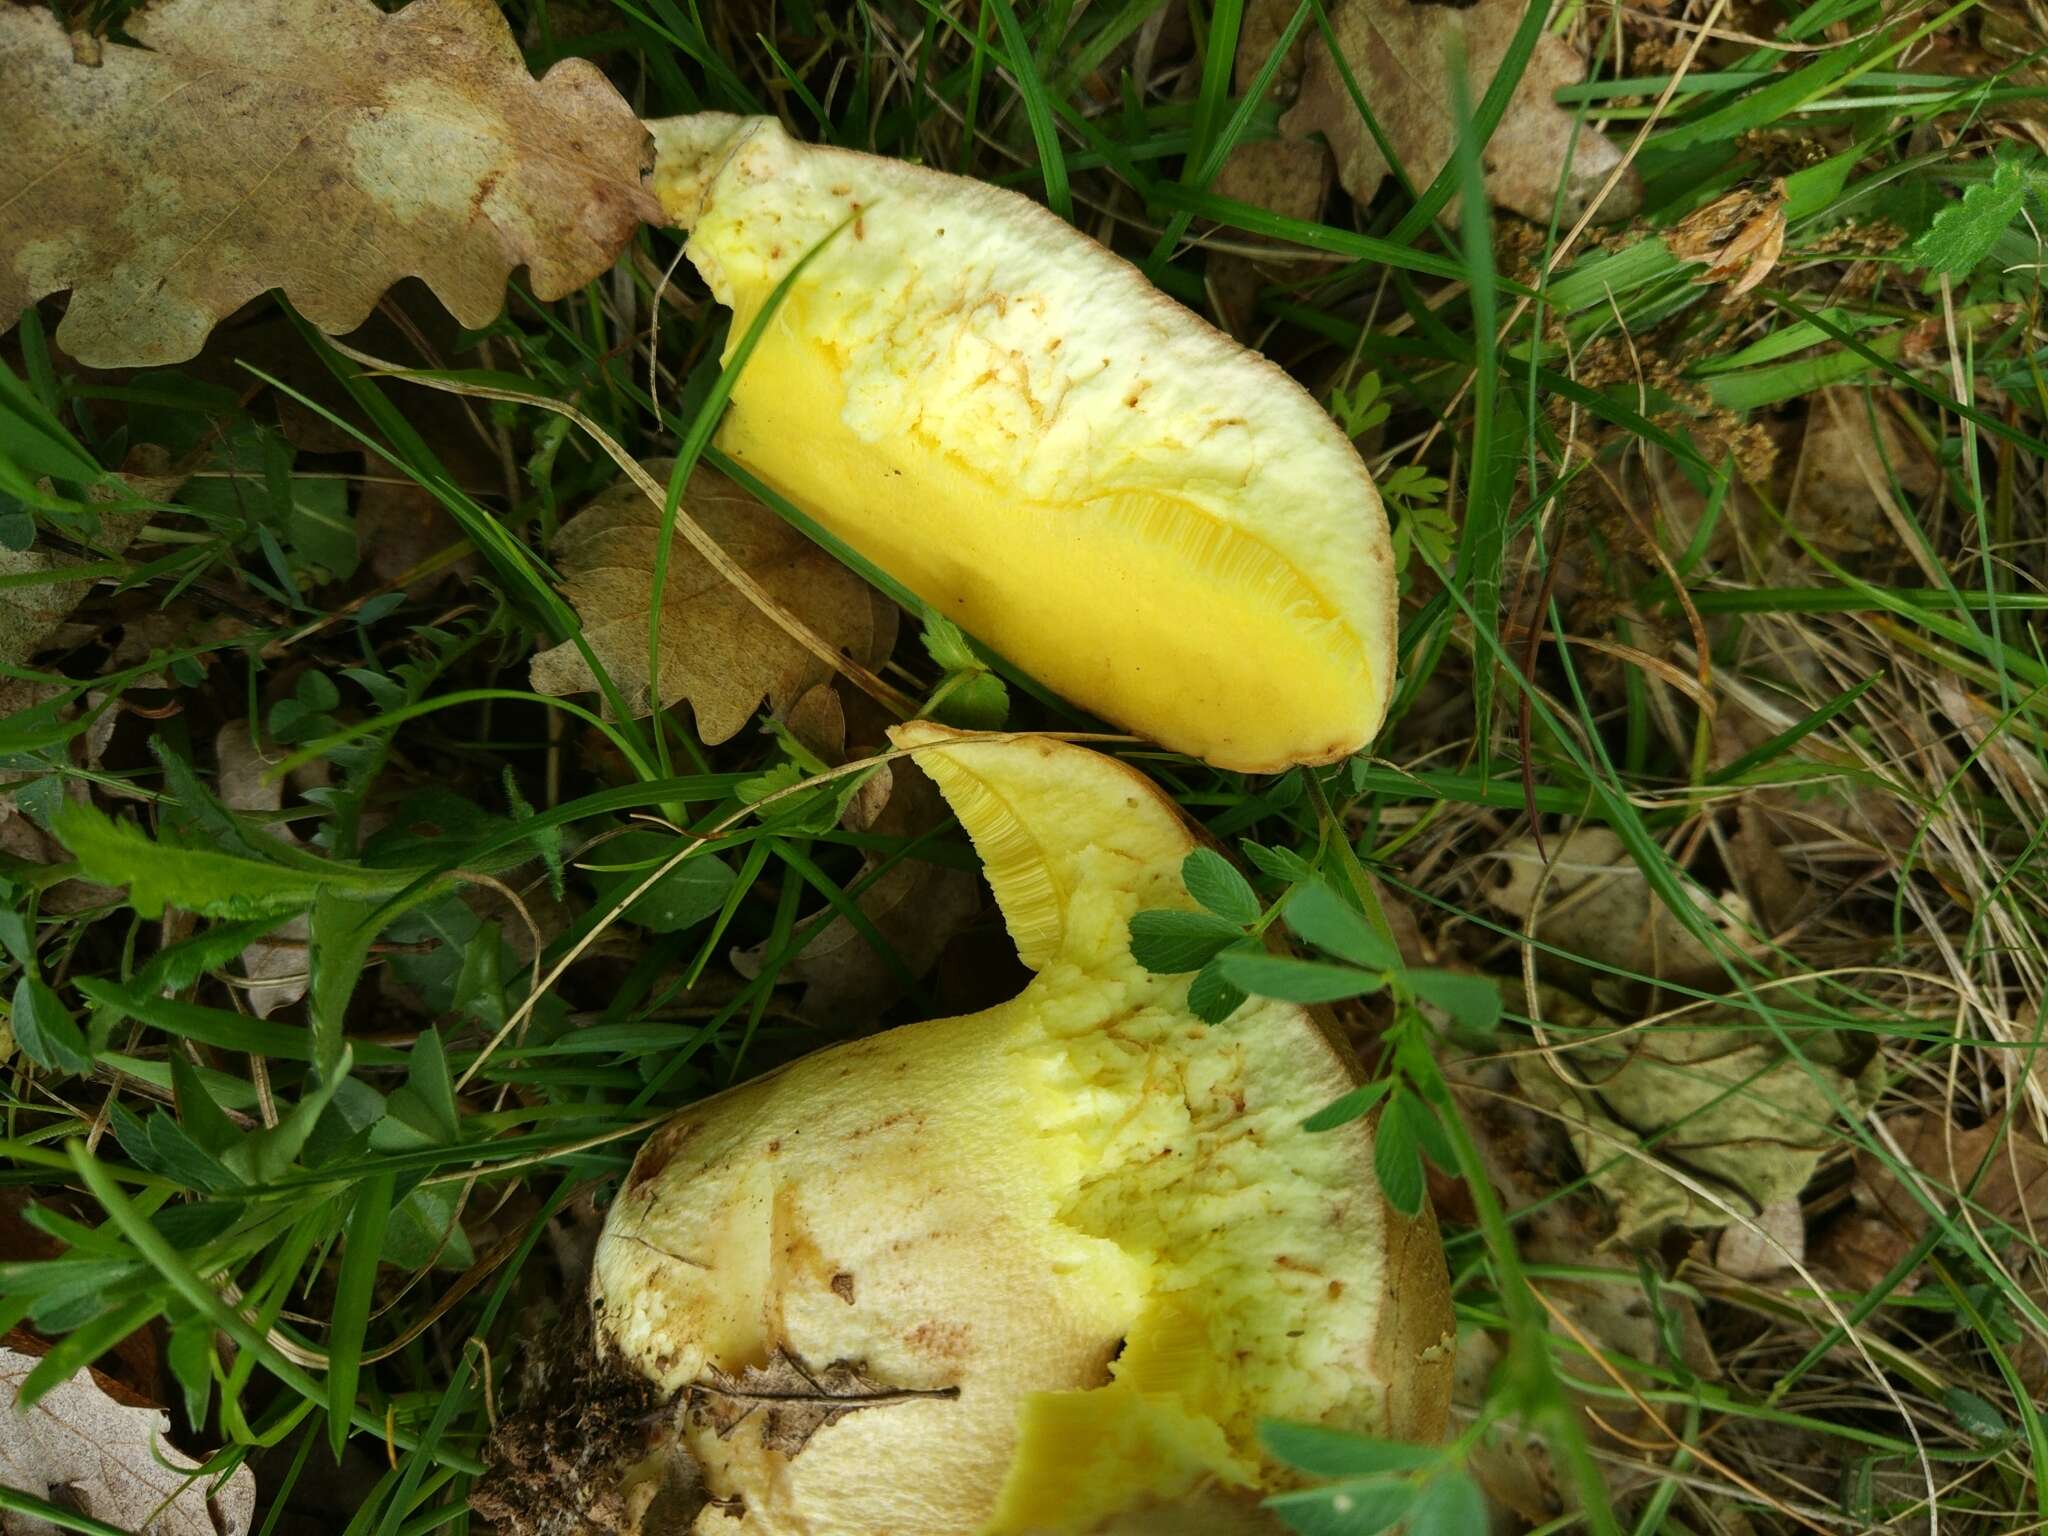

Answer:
[592,727,1411,1535]
[646,116,1398,774]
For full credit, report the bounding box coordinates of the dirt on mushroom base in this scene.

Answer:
[472,1309,711,1536]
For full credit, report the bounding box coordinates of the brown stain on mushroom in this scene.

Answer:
[627,1119,698,1194]
[905,1319,969,1364]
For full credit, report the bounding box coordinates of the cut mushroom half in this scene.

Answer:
[645,115,1398,773]
[591,726,1453,1534]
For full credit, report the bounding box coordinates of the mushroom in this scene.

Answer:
[588,725,1453,1533]
[644,115,1396,773]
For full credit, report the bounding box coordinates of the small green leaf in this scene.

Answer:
[920,609,1009,728]
[1241,841,1316,885]
[1404,969,1503,1036]
[0,891,29,968]
[1216,951,1384,1005]
[1302,1077,1392,1134]
[1373,1094,1426,1217]
[1259,1422,1437,1479]
[918,608,978,673]
[1943,1386,2012,1444]
[309,891,380,1080]
[403,1027,459,1144]
[931,668,1010,730]
[1406,1471,1487,1536]
[1180,848,1259,924]
[587,829,738,934]
[1284,882,1399,971]
[1186,956,1249,1024]
[1404,1091,1457,1171]
[381,1183,475,1271]
[10,978,92,1074]
[1265,1477,1414,1536]
[167,1316,214,1434]
[1128,908,1245,973]
[169,1054,240,1158]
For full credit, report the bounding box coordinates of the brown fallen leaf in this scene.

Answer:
[1480,827,1750,1000]
[687,1347,957,1458]
[0,449,186,670]
[1815,1113,2048,1295]
[1206,1,1335,335]
[0,0,653,368]
[1506,984,1874,1242]
[530,461,893,745]
[1785,386,1937,555]
[214,722,312,1020]
[1667,180,1788,298]
[1282,0,1639,223]
[1712,1196,1805,1281]
[1863,1113,2048,1237]
[0,1344,255,1535]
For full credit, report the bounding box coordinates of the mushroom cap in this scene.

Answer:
[643,115,1398,774]
[592,728,1453,1533]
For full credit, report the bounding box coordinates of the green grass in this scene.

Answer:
[3,0,2047,1532]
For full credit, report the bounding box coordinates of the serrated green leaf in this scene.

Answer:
[1911,158,2032,278]
[53,802,410,919]
[10,976,92,1074]
[1216,950,1384,1005]
[1284,883,1399,972]
[1181,848,1259,924]
[930,668,1010,730]
[918,608,978,673]
[1186,956,1250,1023]
[1128,908,1245,973]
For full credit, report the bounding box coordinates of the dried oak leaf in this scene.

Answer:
[1480,827,1751,1000]
[1282,0,1639,223]
[0,0,654,368]
[0,1344,255,1536]
[1509,985,1875,1242]
[687,1347,957,1458]
[1817,1114,2048,1292]
[530,461,892,745]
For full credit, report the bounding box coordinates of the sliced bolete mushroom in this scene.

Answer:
[643,115,1397,773]
[591,725,1453,1534]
